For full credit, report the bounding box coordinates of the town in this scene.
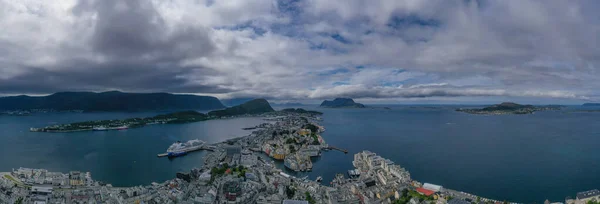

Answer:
[2,111,599,204]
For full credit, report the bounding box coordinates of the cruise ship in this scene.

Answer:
[166,139,206,157]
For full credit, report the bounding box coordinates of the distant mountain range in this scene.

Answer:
[0,91,225,112]
[582,103,600,106]
[320,98,365,108]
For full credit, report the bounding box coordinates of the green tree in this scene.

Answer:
[305,192,316,204]
[286,186,296,199]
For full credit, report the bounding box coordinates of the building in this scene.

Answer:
[422,183,443,192]
[576,189,600,201]
[416,188,435,196]
[363,178,376,187]
[69,171,84,186]
[226,145,242,156]
[283,200,309,204]
[241,150,258,167]
[448,198,472,204]
[224,181,242,201]
[273,148,286,160]
[297,129,311,136]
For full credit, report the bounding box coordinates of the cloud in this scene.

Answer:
[0,0,599,102]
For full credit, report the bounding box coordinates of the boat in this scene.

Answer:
[115,125,128,130]
[93,126,108,131]
[166,139,206,158]
[316,176,323,182]
[347,169,360,178]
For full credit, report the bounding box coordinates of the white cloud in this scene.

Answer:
[0,0,599,102]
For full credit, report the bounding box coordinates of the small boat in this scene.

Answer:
[316,176,323,182]
[93,126,108,131]
[115,125,128,130]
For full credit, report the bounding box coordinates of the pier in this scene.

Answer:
[323,145,348,154]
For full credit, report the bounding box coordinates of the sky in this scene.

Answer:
[1,0,599,104]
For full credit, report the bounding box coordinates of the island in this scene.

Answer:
[0,91,225,112]
[208,98,274,117]
[30,99,306,133]
[583,103,600,106]
[280,108,323,115]
[320,98,365,108]
[456,102,563,115]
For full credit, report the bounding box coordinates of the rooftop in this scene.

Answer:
[283,200,309,204]
[416,188,435,196]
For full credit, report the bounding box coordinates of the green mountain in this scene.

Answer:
[0,91,225,112]
[320,98,365,108]
[208,99,274,117]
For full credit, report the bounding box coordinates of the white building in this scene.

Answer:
[423,183,443,192]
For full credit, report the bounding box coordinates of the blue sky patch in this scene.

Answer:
[387,15,441,30]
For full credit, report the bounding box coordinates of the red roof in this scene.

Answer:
[416,188,435,196]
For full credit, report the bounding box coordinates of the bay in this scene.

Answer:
[0,112,265,187]
[1,106,600,202]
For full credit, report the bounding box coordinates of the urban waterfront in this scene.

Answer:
[1,106,600,202]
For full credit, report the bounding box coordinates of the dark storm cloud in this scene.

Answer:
[73,0,215,62]
[0,62,232,95]
[0,0,225,95]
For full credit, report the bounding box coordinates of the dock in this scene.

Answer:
[157,145,216,157]
[323,146,348,154]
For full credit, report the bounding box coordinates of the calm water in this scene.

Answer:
[0,112,265,186]
[1,106,600,202]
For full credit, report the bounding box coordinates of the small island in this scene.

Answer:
[320,98,365,108]
[30,99,282,133]
[583,103,600,106]
[456,102,563,115]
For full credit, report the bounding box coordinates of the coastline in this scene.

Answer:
[2,111,596,203]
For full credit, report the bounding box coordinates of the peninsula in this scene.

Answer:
[456,102,563,115]
[0,91,225,112]
[30,99,277,132]
[320,98,365,108]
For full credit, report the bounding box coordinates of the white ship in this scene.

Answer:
[166,139,206,157]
